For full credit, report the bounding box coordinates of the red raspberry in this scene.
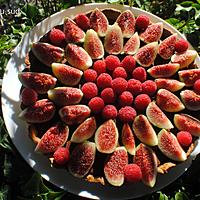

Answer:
[135,15,150,31]
[93,60,106,75]
[127,79,142,96]
[101,88,116,104]
[134,94,151,111]
[175,39,189,53]
[112,78,128,95]
[118,106,137,123]
[119,91,134,107]
[102,105,118,120]
[97,73,112,89]
[121,55,136,73]
[53,147,70,165]
[124,164,142,183]
[84,69,97,82]
[21,87,38,106]
[132,67,147,82]
[105,55,121,71]
[81,82,98,99]
[142,80,157,96]
[88,97,105,114]
[194,79,200,95]
[49,28,65,46]
[177,131,192,147]
[74,13,90,31]
[112,67,127,79]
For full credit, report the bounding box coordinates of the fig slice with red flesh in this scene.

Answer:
[94,119,118,154]
[116,10,135,38]
[147,63,180,78]
[65,43,92,71]
[134,143,157,187]
[174,114,200,137]
[104,146,128,186]
[104,23,123,55]
[122,123,135,155]
[140,22,163,43]
[146,101,174,129]
[71,117,96,143]
[59,105,91,125]
[68,141,96,178]
[83,29,104,59]
[51,63,83,86]
[135,42,158,67]
[158,129,187,162]
[19,99,55,123]
[132,114,158,146]
[156,89,185,112]
[18,72,57,94]
[48,87,83,106]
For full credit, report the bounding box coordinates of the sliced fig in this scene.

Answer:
[104,146,128,186]
[90,8,109,37]
[134,143,157,187]
[68,141,96,178]
[146,101,174,129]
[180,90,200,111]
[116,10,135,38]
[35,122,69,153]
[18,72,57,94]
[19,99,55,123]
[179,69,200,86]
[135,42,158,67]
[132,114,158,146]
[94,119,118,154]
[63,17,85,43]
[158,33,177,59]
[171,50,197,69]
[104,23,123,55]
[65,43,92,71]
[174,114,200,136]
[59,105,91,125]
[31,42,64,67]
[147,63,180,78]
[48,87,83,106]
[155,78,185,92]
[71,117,96,143]
[83,29,104,59]
[122,123,135,155]
[156,89,185,112]
[158,129,187,161]
[140,22,163,43]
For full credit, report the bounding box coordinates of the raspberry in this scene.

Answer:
[21,87,38,106]
[102,105,118,120]
[142,80,157,96]
[121,55,136,73]
[119,91,134,107]
[127,79,142,96]
[75,13,90,31]
[97,73,112,89]
[118,106,137,123]
[88,97,105,114]
[93,60,106,75]
[124,164,142,183]
[84,69,97,82]
[177,131,192,147]
[105,55,121,71]
[112,67,127,79]
[81,82,98,99]
[112,78,128,95]
[49,28,65,46]
[101,88,116,104]
[194,79,200,95]
[135,15,150,31]
[134,94,151,111]
[53,147,70,165]
[132,67,147,82]
[175,39,189,53]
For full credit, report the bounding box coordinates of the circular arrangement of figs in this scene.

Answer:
[18,7,200,188]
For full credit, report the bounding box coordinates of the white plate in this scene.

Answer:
[1,3,200,200]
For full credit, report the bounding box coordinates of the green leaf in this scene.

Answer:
[180,1,194,7]
[175,191,189,200]
[158,191,169,200]
[197,0,200,4]
[166,18,180,25]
